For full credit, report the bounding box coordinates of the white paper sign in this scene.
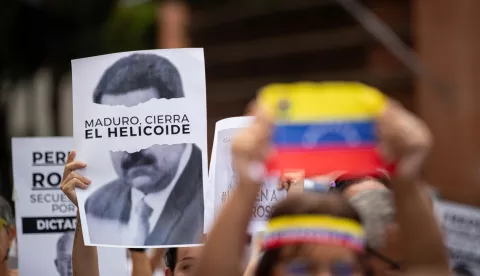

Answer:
[434,199,480,276]
[208,117,286,233]
[71,49,208,247]
[11,137,128,276]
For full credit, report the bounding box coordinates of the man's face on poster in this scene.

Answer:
[55,233,74,276]
[100,88,186,193]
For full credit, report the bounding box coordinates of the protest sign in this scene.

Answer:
[11,137,128,276]
[71,49,208,247]
[434,199,480,276]
[208,117,286,233]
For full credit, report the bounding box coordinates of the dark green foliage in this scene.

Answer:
[0,0,156,202]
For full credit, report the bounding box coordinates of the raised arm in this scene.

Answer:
[242,232,265,276]
[196,105,273,276]
[60,151,99,276]
[72,212,99,276]
[130,249,153,276]
[378,101,450,275]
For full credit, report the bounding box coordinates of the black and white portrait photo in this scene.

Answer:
[79,52,205,246]
[55,232,74,276]
[453,263,474,276]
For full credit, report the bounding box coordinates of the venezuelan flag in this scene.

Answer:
[258,82,390,178]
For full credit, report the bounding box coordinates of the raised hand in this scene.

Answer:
[231,103,274,186]
[61,150,91,207]
[377,100,432,182]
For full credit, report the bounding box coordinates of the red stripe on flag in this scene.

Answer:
[266,146,387,177]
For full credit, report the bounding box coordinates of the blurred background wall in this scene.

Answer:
[1,0,479,208]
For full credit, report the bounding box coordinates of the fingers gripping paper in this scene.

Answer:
[71,49,208,247]
[207,117,286,233]
[11,137,128,276]
[257,82,389,178]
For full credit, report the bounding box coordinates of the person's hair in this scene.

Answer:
[254,193,363,276]
[348,189,395,249]
[57,231,75,255]
[93,53,184,104]
[0,196,14,226]
[165,248,177,272]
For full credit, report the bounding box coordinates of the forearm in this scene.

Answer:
[392,174,449,270]
[131,251,153,276]
[243,263,256,276]
[149,248,167,273]
[197,181,260,276]
[72,212,99,276]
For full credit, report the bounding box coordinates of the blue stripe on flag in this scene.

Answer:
[273,121,376,147]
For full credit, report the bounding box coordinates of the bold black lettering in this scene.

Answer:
[104,118,112,126]
[145,116,153,124]
[171,125,180,134]
[45,151,54,164]
[32,152,43,164]
[85,129,93,139]
[182,124,190,134]
[108,127,118,137]
[131,116,139,125]
[120,127,128,137]
[32,173,45,188]
[173,114,180,123]
[56,152,66,164]
[85,120,94,128]
[144,126,152,135]
[94,128,102,138]
[154,126,164,135]
[47,172,62,187]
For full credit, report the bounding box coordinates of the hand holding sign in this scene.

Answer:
[258,82,390,178]
[61,150,91,207]
[377,100,432,182]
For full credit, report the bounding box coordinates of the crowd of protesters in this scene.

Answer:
[0,97,464,276]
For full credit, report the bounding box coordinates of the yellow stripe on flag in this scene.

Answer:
[258,82,387,122]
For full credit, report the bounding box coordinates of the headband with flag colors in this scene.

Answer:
[263,215,366,253]
[258,82,395,178]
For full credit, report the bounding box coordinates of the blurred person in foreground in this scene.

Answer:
[336,101,437,276]
[278,101,437,275]
[0,196,16,276]
[195,101,451,275]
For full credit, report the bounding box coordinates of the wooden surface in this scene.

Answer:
[414,0,480,206]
